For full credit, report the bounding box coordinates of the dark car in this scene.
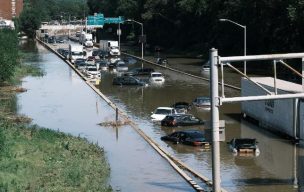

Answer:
[228,138,260,156]
[171,102,192,114]
[161,130,206,146]
[98,50,109,58]
[74,59,86,69]
[156,57,168,65]
[112,76,147,86]
[92,49,101,57]
[47,36,56,44]
[161,114,204,127]
[62,49,69,59]
[125,67,155,76]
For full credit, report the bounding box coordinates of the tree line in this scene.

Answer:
[87,0,304,58]
[19,0,88,38]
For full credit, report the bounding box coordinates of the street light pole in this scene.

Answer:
[118,22,121,51]
[219,19,247,75]
[126,19,144,69]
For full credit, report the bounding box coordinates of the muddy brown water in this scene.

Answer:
[17,40,304,192]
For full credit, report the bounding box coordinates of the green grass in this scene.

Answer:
[0,119,111,191]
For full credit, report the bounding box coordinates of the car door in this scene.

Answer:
[129,77,137,85]
[178,116,189,126]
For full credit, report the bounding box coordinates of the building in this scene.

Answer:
[0,0,23,20]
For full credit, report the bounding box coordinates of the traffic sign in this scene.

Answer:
[86,13,124,28]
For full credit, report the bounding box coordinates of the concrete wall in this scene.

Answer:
[241,78,298,138]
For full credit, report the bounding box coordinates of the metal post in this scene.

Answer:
[293,143,298,189]
[302,58,304,91]
[293,98,298,139]
[141,24,144,69]
[221,62,225,98]
[116,108,118,125]
[118,23,121,51]
[210,48,221,192]
[244,26,247,75]
[273,60,277,95]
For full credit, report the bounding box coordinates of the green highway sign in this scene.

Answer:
[87,13,124,27]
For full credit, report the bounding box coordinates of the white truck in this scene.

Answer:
[69,44,84,63]
[79,33,93,47]
[99,40,120,56]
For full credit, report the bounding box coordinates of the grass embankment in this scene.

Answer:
[0,49,111,191]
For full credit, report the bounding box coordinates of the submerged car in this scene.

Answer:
[161,130,206,146]
[156,57,168,65]
[149,72,165,84]
[84,66,101,78]
[112,76,147,86]
[192,96,211,109]
[151,107,179,122]
[125,67,155,76]
[116,61,128,72]
[171,102,191,114]
[161,114,204,127]
[97,60,109,71]
[228,138,260,156]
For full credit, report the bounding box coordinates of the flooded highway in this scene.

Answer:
[18,40,304,192]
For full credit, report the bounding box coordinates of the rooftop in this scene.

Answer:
[248,77,303,93]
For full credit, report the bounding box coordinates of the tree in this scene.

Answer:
[19,5,41,38]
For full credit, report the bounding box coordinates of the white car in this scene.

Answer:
[149,72,165,84]
[151,107,179,122]
[84,66,101,78]
[116,61,128,72]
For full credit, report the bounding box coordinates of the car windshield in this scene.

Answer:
[87,67,97,71]
[197,98,210,103]
[235,139,256,145]
[155,109,172,115]
[118,64,126,67]
[72,51,83,56]
[152,74,162,77]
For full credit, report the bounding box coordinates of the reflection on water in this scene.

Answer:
[17,40,304,192]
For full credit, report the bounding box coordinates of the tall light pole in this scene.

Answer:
[126,19,144,69]
[219,19,247,75]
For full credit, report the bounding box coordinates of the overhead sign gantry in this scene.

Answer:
[86,13,124,28]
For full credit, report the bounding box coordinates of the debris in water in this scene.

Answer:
[98,119,131,127]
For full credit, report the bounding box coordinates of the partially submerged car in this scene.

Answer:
[192,96,211,109]
[161,114,204,127]
[149,72,165,84]
[171,102,191,114]
[156,57,168,65]
[228,138,260,156]
[150,107,179,122]
[84,66,101,78]
[116,61,128,72]
[112,76,147,86]
[161,130,206,146]
[125,67,155,76]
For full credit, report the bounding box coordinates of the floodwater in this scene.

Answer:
[17,40,193,192]
[18,40,304,192]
